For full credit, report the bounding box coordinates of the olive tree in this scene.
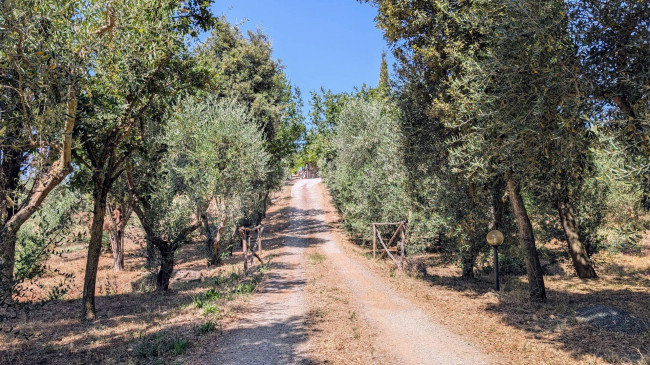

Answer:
[169,97,269,265]
[0,0,93,308]
[129,97,269,290]
[327,98,409,240]
[73,0,213,319]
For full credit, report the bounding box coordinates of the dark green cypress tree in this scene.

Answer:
[378,51,389,94]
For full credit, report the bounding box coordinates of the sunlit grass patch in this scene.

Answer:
[307,252,326,264]
[202,303,220,317]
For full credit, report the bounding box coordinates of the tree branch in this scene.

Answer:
[95,5,116,36]
[2,85,77,235]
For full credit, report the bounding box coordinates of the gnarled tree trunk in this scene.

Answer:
[156,242,174,291]
[0,230,18,307]
[129,184,202,292]
[145,236,157,269]
[505,169,546,302]
[556,198,597,279]
[0,144,22,307]
[202,212,214,263]
[203,200,229,266]
[110,226,124,271]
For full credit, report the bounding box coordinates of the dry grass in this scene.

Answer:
[317,185,650,365]
[0,184,293,365]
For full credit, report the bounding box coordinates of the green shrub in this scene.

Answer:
[13,185,82,303]
[198,321,218,334]
[134,334,167,359]
[171,338,189,355]
[204,288,221,301]
[202,304,220,317]
[233,282,256,295]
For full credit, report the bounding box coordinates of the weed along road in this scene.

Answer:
[207,178,491,364]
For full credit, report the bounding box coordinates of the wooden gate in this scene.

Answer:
[372,221,407,269]
[239,225,264,275]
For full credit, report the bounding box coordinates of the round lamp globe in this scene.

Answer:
[486,230,504,246]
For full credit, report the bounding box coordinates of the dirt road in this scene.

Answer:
[208,180,312,364]
[212,178,491,364]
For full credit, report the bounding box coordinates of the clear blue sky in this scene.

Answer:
[211,1,391,103]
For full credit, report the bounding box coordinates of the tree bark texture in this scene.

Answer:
[0,144,22,302]
[202,212,215,263]
[505,169,547,302]
[82,177,110,320]
[110,227,124,271]
[156,242,174,291]
[556,199,598,279]
[108,205,133,272]
[0,231,18,307]
[213,213,228,263]
[145,236,157,269]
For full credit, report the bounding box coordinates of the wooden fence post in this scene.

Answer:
[400,222,406,263]
[258,227,264,257]
[240,225,265,275]
[371,221,408,269]
[242,229,248,275]
[372,224,377,259]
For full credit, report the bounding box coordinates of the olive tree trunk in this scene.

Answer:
[556,199,597,279]
[156,242,175,291]
[202,212,214,260]
[130,195,202,292]
[82,176,113,320]
[505,169,547,302]
[110,226,125,271]
[0,231,18,308]
[213,213,228,262]
[107,204,133,272]
[461,249,480,279]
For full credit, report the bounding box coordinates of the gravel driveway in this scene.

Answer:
[209,178,491,364]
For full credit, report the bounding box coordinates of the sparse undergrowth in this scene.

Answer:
[192,267,267,319]
[134,333,189,361]
[345,234,650,364]
[315,180,650,365]
[0,185,290,365]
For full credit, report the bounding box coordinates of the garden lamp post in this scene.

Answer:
[486,230,504,291]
